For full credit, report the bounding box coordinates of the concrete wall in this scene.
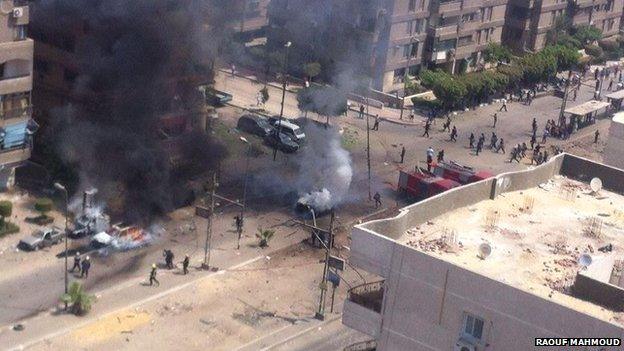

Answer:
[343,299,382,338]
[604,114,624,171]
[573,273,624,312]
[346,153,624,350]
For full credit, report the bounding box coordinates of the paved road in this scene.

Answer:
[269,317,369,351]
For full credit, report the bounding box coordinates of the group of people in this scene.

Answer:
[148,250,191,287]
[69,252,91,278]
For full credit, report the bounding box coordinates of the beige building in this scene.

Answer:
[343,153,624,350]
[571,0,623,38]
[0,0,33,188]
[503,0,568,52]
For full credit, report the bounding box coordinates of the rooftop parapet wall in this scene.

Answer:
[359,153,623,240]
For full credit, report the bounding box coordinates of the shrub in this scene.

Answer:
[483,43,513,63]
[572,25,603,45]
[256,227,275,248]
[34,198,54,218]
[0,200,12,228]
[557,34,582,49]
[61,282,95,316]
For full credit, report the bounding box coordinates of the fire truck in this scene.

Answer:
[431,161,493,184]
[398,168,461,199]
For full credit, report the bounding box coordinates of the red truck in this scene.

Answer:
[431,161,493,184]
[398,168,461,199]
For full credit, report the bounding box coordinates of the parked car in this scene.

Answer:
[203,87,232,106]
[264,132,299,153]
[237,114,274,137]
[268,117,306,143]
[18,227,64,251]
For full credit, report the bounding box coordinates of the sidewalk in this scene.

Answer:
[0,226,309,351]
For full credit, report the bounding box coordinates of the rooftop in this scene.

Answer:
[399,176,624,325]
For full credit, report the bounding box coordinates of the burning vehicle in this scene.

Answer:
[295,188,334,217]
[68,189,110,239]
[90,223,151,251]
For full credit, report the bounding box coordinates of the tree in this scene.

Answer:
[543,45,581,71]
[256,227,275,248]
[557,34,582,49]
[296,86,347,125]
[0,200,12,229]
[61,282,95,316]
[483,43,513,64]
[546,14,572,45]
[572,25,602,45]
[34,198,54,219]
[303,62,321,81]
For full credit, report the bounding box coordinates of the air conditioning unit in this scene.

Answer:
[454,339,477,351]
[12,7,24,18]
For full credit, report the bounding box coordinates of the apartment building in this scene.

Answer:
[0,0,34,189]
[503,0,568,52]
[343,153,624,350]
[571,0,623,38]
[215,0,270,40]
[267,0,509,93]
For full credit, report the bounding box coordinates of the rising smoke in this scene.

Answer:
[32,0,231,223]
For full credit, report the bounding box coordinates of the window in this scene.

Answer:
[14,25,27,41]
[458,35,473,46]
[406,20,413,34]
[408,0,416,11]
[462,313,485,341]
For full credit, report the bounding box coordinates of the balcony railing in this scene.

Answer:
[348,280,385,313]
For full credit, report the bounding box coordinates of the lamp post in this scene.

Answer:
[273,41,292,161]
[238,136,251,250]
[54,182,69,310]
[400,37,418,121]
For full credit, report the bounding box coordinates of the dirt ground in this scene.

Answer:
[28,243,369,351]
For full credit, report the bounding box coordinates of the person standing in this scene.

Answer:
[492,113,498,128]
[490,132,498,149]
[542,128,549,144]
[400,146,406,163]
[437,149,445,163]
[149,264,160,287]
[530,133,537,150]
[373,192,382,208]
[532,118,537,134]
[594,129,600,143]
[371,115,380,131]
[443,117,451,132]
[476,138,484,156]
[80,256,91,278]
[450,126,457,142]
[359,104,365,119]
[426,146,434,171]
[182,255,190,275]
[469,132,475,149]
[70,252,81,273]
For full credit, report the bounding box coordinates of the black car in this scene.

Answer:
[237,114,274,137]
[264,132,299,153]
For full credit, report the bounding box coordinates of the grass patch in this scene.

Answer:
[0,222,20,238]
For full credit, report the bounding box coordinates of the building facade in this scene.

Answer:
[343,153,624,351]
[570,0,623,38]
[0,0,33,189]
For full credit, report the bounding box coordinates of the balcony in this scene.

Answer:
[431,24,457,37]
[1,105,32,121]
[439,0,462,14]
[0,75,32,96]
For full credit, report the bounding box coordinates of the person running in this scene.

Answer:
[422,121,431,138]
[400,146,406,163]
[499,98,508,112]
[476,139,484,156]
[496,138,505,154]
[149,264,160,286]
[437,149,445,163]
[450,126,458,142]
[490,132,498,149]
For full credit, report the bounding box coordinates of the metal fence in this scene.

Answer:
[348,280,385,313]
[344,339,377,351]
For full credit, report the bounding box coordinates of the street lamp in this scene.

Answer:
[273,41,292,161]
[238,136,251,250]
[54,182,69,310]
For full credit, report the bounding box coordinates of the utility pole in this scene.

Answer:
[366,43,375,201]
[273,41,292,161]
[203,173,217,270]
[239,137,251,249]
[400,37,418,120]
[54,183,69,310]
[314,211,334,320]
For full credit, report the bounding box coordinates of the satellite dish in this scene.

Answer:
[590,177,603,193]
[578,254,593,268]
[478,243,492,259]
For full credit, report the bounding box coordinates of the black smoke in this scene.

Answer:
[31,0,229,223]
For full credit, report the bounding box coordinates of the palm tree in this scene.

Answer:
[256,227,275,248]
[61,282,95,316]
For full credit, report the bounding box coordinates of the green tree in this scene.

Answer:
[572,25,602,45]
[303,62,321,81]
[34,198,54,219]
[256,227,275,248]
[61,282,95,316]
[431,76,467,110]
[483,43,513,64]
[543,45,581,71]
[0,200,12,229]
[557,34,582,49]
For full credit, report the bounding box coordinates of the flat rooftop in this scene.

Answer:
[399,176,624,325]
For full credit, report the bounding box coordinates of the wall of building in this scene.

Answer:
[604,113,624,171]
[346,153,624,350]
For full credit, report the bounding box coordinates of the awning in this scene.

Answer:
[564,100,611,116]
[605,89,624,100]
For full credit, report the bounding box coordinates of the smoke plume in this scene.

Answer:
[32,0,229,223]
